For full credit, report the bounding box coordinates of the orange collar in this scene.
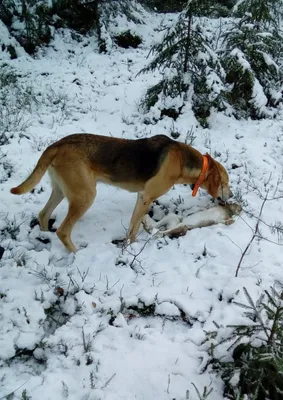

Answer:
[192,155,209,197]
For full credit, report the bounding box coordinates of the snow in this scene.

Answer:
[1,11,283,400]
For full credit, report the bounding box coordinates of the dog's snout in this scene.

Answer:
[217,189,233,204]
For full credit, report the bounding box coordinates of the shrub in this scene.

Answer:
[207,286,283,400]
[114,30,142,49]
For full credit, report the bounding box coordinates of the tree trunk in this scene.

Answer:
[183,4,192,73]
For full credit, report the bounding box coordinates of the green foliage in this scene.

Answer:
[0,0,145,55]
[51,0,98,33]
[208,286,283,400]
[144,0,236,15]
[114,30,142,49]
[0,64,17,88]
[220,0,283,118]
[0,0,52,54]
[191,382,213,400]
[143,0,187,13]
[99,0,144,25]
[224,50,256,118]
[140,0,283,123]
[234,0,283,26]
[139,0,226,125]
[0,0,14,26]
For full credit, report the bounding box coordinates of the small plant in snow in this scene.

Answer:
[169,122,182,140]
[0,151,14,183]
[21,389,32,400]
[0,73,38,141]
[90,371,96,389]
[207,285,283,400]
[0,213,27,241]
[29,134,54,152]
[10,248,30,267]
[61,381,69,398]
[174,383,213,400]
[185,126,197,145]
[0,64,17,88]
[82,327,92,353]
[191,382,213,400]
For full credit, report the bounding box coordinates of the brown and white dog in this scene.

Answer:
[11,133,233,252]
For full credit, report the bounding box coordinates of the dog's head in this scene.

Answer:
[200,154,233,203]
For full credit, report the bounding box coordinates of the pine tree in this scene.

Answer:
[138,0,227,127]
[221,0,283,119]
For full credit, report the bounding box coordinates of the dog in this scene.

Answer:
[10,133,233,253]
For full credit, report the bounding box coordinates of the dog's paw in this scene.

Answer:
[112,238,127,248]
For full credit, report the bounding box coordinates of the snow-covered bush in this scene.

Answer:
[0,0,52,54]
[0,0,146,55]
[140,0,283,124]
[144,0,236,16]
[221,0,283,119]
[138,0,226,127]
[0,64,33,142]
[207,286,283,400]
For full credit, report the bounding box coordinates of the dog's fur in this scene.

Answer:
[10,133,233,252]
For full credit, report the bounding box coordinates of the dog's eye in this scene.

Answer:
[190,184,195,190]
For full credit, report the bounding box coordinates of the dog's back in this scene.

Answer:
[53,133,176,186]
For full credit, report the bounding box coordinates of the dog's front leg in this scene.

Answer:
[127,192,152,243]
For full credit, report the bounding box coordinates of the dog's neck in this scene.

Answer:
[177,144,204,184]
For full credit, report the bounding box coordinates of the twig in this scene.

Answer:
[125,234,157,273]
[235,191,268,277]
[0,378,31,400]
[101,373,116,389]
[167,374,171,394]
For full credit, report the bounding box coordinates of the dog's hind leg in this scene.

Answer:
[38,183,64,231]
[53,165,97,253]
[56,188,96,253]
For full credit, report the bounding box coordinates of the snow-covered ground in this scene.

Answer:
[1,12,283,400]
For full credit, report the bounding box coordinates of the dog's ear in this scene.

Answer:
[205,153,213,163]
[205,153,221,193]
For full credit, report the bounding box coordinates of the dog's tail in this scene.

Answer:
[10,146,58,195]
